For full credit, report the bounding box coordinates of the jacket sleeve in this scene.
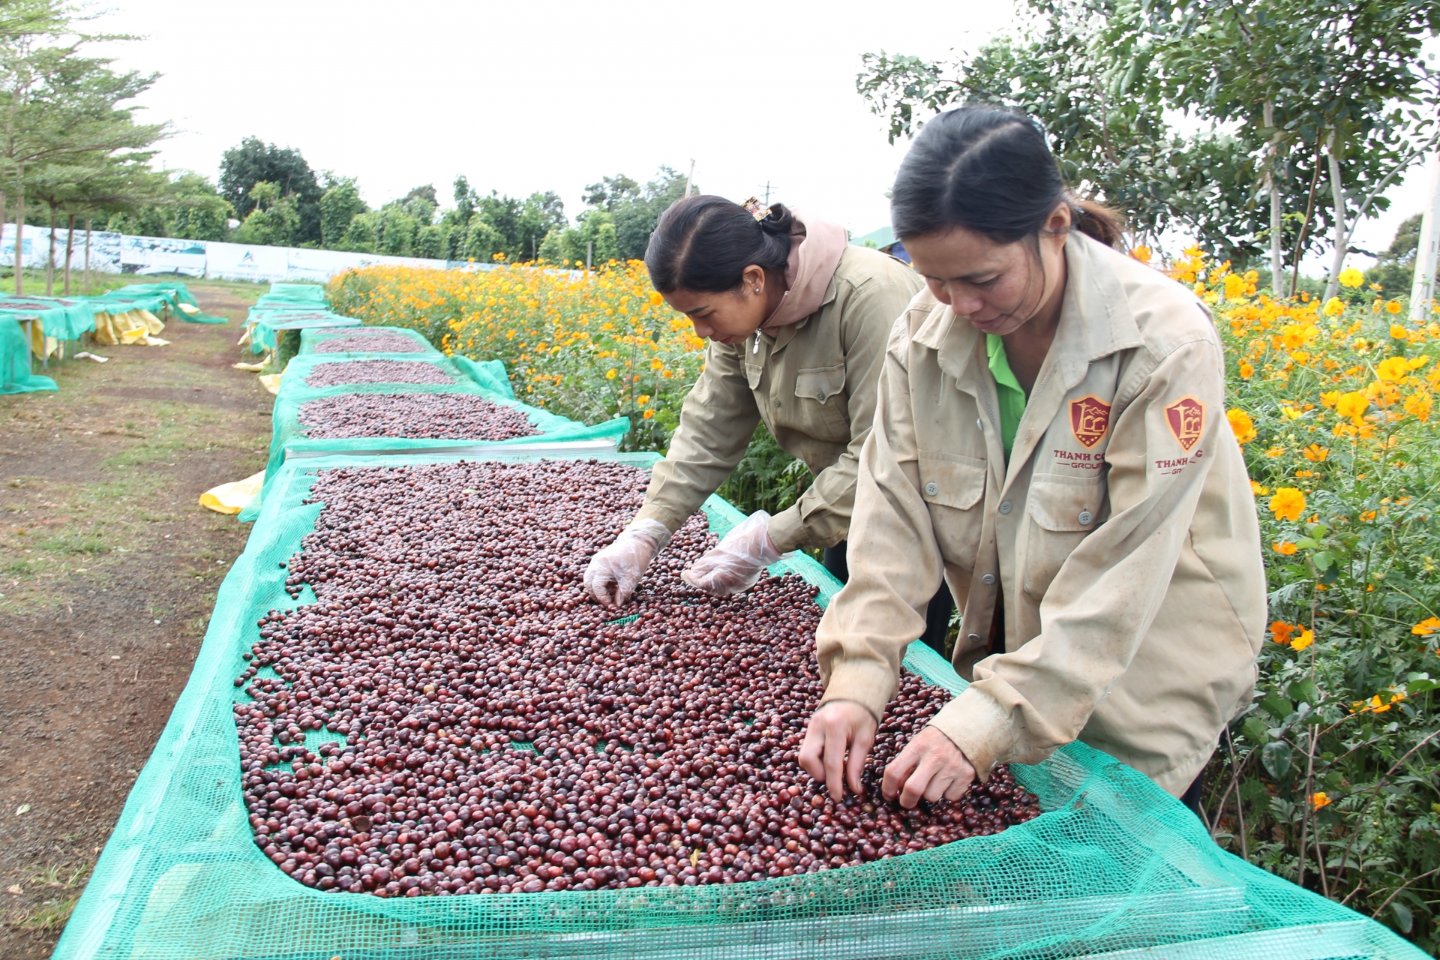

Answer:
[929,335,1231,780]
[634,342,762,533]
[814,316,948,721]
[768,272,922,553]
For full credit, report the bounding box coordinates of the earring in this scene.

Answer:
[753,286,760,295]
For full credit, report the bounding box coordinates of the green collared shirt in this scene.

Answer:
[986,333,1027,460]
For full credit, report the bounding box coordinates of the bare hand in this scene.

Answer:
[882,725,976,809]
[797,700,877,802]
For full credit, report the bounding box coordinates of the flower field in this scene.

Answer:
[328,256,1439,948]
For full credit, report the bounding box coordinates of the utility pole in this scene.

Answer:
[1410,151,1440,322]
[684,159,695,198]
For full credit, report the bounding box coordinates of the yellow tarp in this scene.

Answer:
[199,471,265,515]
[92,309,166,346]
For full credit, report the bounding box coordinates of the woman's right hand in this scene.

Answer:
[583,519,670,608]
[798,700,878,801]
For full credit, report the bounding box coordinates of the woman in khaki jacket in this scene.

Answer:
[583,195,953,649]
[799,106,1266,811]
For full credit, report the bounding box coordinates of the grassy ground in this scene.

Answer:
[0,279,274,958]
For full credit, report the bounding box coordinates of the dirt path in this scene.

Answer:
[0,286,272,958]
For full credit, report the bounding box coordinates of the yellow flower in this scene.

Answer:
[1290,628,1314,652]
[1251,480,1270,496]
[1269,487,1306,522]
[1223,273,1248,300]
[1311,792,1332,811]
[1390,323,1409,339]
[1265,445,1286,458]
[1412,617,1440,637]
[1272,541,1298,556]
[1238,359,1254,379]
[1129,245,1152,264]
[1227,408,1257,444]
[641,409,655,420]
[1403,389,1432,422]
[1301,444,1328,462]
[1337,267,1364,289]
[1375,356,1411,382]
[635,394,651,406]
[1335,391,1368,423]
[605,368,618,380]
[1386,299,1403,315]
[1322,297,1346,317]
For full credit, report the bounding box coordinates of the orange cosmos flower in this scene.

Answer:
[1269,487,1306,522]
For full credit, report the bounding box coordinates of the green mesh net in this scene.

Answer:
[0,313,57,393]
[54,450,1425,960]
[241,355,628,522]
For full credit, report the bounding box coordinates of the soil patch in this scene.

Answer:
[0,284,272,958]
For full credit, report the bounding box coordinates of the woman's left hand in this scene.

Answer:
[882,725,977,808]
[681,510,783,595]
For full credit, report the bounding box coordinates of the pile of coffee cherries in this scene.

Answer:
[313,332,429,353]
[304,360,457,388]
[296,394,538,441]
[235,460,1039,897]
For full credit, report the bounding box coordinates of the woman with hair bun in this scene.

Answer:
[799,106,1266,813]
[584,194,956,652]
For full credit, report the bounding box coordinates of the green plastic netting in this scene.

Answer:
[245,308,361,355]
[54,450,1426,960]
[0,315,57,393]
[92,283,228,325]
[242,354,628,523]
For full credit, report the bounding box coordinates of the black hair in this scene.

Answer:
[644,195,795,293]
[891,105,1124,248]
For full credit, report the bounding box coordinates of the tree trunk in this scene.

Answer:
[0,189,7,270]
[63,212,76,296]
[1323,131,1349,304]
[45,201,58,296]
[1264,101,1285,294]
[1410,152,1440,322]
[15,190,25,297]
[84,217,92,295]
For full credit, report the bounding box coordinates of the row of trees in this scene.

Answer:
[858,0,1439,300]
[106,136,690,268]
[1,0,171,294]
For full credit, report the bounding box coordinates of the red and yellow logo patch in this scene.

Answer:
[1069,396,1111,448]
[1166,397,1205,451]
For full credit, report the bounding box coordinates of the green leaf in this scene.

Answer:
[1262,740,1293,780]
[1391,902,1414,933]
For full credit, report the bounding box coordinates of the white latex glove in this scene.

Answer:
[681,510,784,596]
[583,519,671,608]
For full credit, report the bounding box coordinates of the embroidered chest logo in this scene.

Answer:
[1166,397,1205,451]
[1069,396,1111,448]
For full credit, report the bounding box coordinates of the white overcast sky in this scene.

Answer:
[88,0,1426,258]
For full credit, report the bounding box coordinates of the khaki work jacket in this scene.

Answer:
[817,234,1266,796]
[636,246,923,552]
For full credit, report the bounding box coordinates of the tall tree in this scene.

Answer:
[219,136,322,243]
[856,0,1440,289]
[319,174,366,248]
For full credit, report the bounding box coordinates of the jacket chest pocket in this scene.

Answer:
[1021,474,1107,601]
[917,455,987,563]
[780,363,850,441]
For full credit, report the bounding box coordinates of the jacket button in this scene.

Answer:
[1078,510,1094,525]
[981,573,996,585]
[924,481,938,496]
[998,500,1012,515]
